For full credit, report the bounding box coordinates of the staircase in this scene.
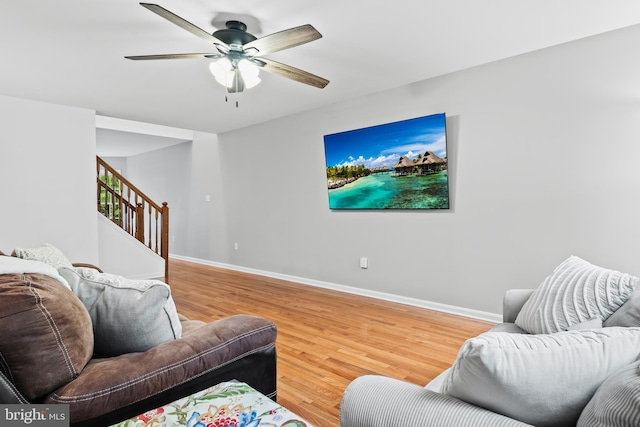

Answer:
[96,156,169,279]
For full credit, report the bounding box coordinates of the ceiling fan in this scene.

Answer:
[126,3,329,94]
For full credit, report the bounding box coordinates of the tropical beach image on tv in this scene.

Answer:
[324,112,449,210]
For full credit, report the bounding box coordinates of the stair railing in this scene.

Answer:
[96,156,169,279]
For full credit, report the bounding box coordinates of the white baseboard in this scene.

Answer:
[169,254,502,324]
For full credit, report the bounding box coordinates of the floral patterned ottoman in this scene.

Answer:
[111,381,313,427]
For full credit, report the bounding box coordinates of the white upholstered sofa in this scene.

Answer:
[340,256,640,427]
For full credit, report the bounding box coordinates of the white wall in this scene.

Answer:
[211,24,640,315]
[97,214,164,278]
[123,132,229,263]
[183,132,229,262]
[101,156,127,176]
[0,95,98,263]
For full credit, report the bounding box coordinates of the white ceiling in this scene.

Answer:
[3,0,640,137]
[96,128,190,157]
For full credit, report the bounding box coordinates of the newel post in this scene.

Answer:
[161,202,169,280]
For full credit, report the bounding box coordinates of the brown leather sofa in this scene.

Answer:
[0,251,277,427]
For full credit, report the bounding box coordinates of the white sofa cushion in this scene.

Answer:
[441,328,640,427]
[0,256,70,290]
[515,256,637,334]
[59,267,182,357]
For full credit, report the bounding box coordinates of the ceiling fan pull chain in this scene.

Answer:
[223,93,240,108]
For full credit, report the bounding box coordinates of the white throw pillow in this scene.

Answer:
[59,267,182,357]
[13,243,73,270]
[441,328,640,427]
[515,256,638,334]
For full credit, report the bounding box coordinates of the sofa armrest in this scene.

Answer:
[0,371,29,404]
[71,263,103,273]
[503,289,535,323]
[46,314,277,427]
[340,375,532,427]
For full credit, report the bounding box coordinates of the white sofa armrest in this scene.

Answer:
[340,375,532,427]
[503,289,535,323]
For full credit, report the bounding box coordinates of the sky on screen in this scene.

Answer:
[323,113,447,169]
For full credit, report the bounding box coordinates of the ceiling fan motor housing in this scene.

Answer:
[213,21,257,49]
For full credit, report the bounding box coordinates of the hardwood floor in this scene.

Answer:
[167,258,494,427]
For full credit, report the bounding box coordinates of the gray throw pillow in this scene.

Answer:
[577,360,640,426]
[604,286,640,327]
[59,267,182,357]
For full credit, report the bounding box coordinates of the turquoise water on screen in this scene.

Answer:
[328,171,449,210]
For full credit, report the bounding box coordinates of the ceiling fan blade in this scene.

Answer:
[244,24,322,56]
[140,3,230,50]
[257,58,329,89]
[125,53,223,60]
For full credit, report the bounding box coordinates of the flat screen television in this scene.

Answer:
[323,112,449,210]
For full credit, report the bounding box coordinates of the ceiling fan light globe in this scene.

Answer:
[209,58,232,85]
[238,59,259,78]
[244,76,261,89]
[238,59,261,89]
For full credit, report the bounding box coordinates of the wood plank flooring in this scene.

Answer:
[167,258,494,427]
